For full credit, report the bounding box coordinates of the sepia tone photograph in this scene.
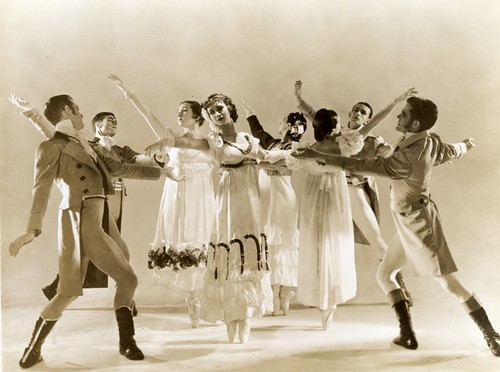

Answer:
[1,0,499,370]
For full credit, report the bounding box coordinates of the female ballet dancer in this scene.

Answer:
[108,75,215,328]
[144,93,287,343]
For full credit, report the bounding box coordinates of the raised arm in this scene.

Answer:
[9,93,56,139]
[241,100,277,150]
[108,74,166,139]
[294,80,316,123]
[359,87,418,137]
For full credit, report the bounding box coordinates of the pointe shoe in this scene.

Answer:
[226,320,238,343]
[321,310,334,330]
[186,297,200,328]
[237,319,251,344]
[271,285,281,316]
[280,287,296,316]
[272,296,281,316]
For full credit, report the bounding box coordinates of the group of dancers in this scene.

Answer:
[8,77,500,369]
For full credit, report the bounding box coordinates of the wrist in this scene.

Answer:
[163,136,175,148]
[124,89,134,100]
[27,229,40,237]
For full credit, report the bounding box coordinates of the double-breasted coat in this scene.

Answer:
[26,131,161,296]
[336,131,468,276]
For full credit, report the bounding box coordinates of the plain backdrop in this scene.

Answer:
[1,0,499,315]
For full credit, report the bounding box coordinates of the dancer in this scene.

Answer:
[144,93,286,343]
[292,106,362,330]
[294,80,415,304]
[10,95,164,316]
[108,74,215,328]
[294,96,500,356]
[241,100,306,316]
[9,94,178,368]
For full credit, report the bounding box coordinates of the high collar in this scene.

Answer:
[397,131,429,150]
[55,119,79,139]
[95,133,115,151]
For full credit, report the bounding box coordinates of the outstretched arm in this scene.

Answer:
[9,93,56,139]
[108,74,166,140]
[144,132,209,156]
[359,87,418,137]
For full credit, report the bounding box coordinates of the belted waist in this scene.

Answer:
[265,169,293,177]
[221,159,257,168]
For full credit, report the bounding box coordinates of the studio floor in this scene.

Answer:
[2,293,499,372]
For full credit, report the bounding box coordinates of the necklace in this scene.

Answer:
[222,134,253,155]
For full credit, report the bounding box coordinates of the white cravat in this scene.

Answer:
[96,134,115,151]
[55,120,97,161]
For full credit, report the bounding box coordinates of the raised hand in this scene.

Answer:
[108,74,130,97]
[240,99,255,118]
[294,80,303,100]
[395,87,418,104]
[9,93,33,111]
[201,108,212,123]
[9,231,36,257]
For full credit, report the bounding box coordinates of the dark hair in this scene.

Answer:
[43,94,73,125]
[180,100,205,126]
[202,93,238,122]
[407,96,438,130]
[91,112,116,132]
[352,102,373,119]
[286,112,307,132]
[313,108,339,141]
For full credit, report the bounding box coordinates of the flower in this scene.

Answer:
[148,245,208,272]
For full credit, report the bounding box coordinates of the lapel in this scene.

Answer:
[62,139,98,170]
[397,131,429,151]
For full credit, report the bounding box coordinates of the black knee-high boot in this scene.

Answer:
[395,271,413,307]
[463,294,500,357]
[388,288,418,350]
[115,306,144,360]
[42,274,59,301]
[19,316,58,369]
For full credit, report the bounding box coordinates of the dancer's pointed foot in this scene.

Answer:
[321,309,334,330]
[271,285,281,316]
[186,296,200,328]
[272,295,281,316]
[237,319,251,344]
[280,287,296,316]
[225,320,238,343]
